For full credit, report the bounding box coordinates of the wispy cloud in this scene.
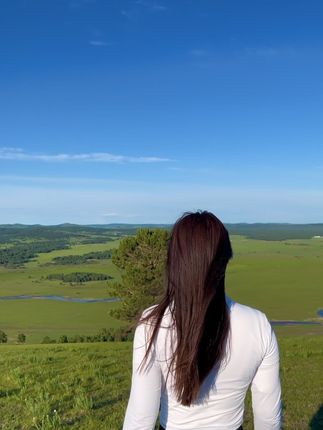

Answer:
[69,0,96,9]
[120,9,133,19]
[89,40,110,47]
[0,147,172,163]
[134,0,167,11]
[244,47,279,57]
[102,212,119,217]
[189,49,209,57]
[121,1,167,19]
[101,212,140,219]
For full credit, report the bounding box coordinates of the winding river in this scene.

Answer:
[0,294,120,303]
[0,295,321,325]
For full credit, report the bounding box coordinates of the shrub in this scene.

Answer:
[41,336,56,344]
[69,334,85,343]
[58,335,68,343]
[17,333,26,343]
[0,330,8,343]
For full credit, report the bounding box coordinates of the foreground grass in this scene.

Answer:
[0,337,322,429]
[0,342,131,430]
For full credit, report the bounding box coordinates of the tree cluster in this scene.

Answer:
[51,250,112,265]
[0,241,69,267]
[46,272,112,283]
[0,224,119,244]
[0,330,26,343]
[41,327,133,344]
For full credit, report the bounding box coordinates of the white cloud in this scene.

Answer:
[69,0,96,8]
[121,9,133,19]
[89,40,110,47]
[102,212,119,217]
[0,147,171,163]
[245,47,279,57]
[102,212,140,219]
[121,1,167,19]
[134,1,167,11]
[152,4,167,11]
[189,49,209,57]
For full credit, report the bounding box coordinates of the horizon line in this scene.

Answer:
[1,221,323,227]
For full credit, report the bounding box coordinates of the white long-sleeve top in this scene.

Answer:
[123,297,282,430]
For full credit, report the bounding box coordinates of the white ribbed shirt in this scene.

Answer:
[123,297,282,430]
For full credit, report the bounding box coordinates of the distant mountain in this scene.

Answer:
[1,222,323,241]
[88,223,171,229]
[225,223,323,240]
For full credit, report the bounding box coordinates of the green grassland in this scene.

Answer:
[0,337,322,430]
[0,240,123,344]
[0,300,123,344]
[226,236,323,321]
[1,235,323,342]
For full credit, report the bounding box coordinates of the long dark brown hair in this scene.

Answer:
[139,211,233,406]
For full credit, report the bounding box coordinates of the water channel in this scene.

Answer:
[0,295,321,325]
[0,294,120,303]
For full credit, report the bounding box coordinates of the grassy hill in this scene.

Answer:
[0,337,322,429]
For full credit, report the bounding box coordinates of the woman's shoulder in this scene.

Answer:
[134,305,171,354]
[140,304,173,328]
[140,304,158,318]
[229,297,272,331]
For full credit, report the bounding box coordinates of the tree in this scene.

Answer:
[0,330,7,343]
[110,228,169,321]
[59,335,68,343]
[17,333,26,343]
[41,336,56,344]
[69,334,84,343]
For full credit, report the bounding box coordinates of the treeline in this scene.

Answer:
[225,223,323,240]
[46,272,112,283]
[0,224,127,245]
[41,327,133,344]
[0,330,26,344]
[3,223,323,245]
[79,236,114,244]
[51,250,112,265]
[0,241,69,267]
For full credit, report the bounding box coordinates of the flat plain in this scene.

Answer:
[1,234,322,342]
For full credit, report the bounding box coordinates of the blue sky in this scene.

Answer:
[1,0,323,224]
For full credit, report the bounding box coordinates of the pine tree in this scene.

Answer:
[110,228,169,321]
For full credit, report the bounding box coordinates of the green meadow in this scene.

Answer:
[0,234,322,342]
[226,236,323,322]
[0,240,124,344]
[0,337,322,429]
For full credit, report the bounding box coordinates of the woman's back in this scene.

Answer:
[123,212,282,430]
[123,297,282,430]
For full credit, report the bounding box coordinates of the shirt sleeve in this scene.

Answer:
[251,316,282,430]
[123,321,162,430]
